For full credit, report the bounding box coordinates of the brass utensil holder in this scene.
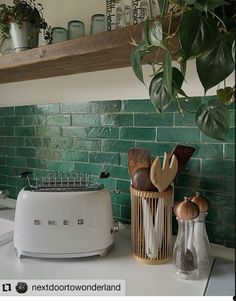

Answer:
[130,186,173,265]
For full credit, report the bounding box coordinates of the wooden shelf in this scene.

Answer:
[0,18,179,84]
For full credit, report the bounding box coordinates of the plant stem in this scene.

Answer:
[209,10,227,33]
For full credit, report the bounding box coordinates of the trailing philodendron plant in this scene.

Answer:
[131,0,235,140]
[0,0,52,45]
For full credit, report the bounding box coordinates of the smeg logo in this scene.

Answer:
[33,219,84,226]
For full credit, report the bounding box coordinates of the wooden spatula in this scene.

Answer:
[170,145,195,177]
[128,147,151,177]
[150,152,178,192]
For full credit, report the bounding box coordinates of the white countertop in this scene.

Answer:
[0,207,234,296]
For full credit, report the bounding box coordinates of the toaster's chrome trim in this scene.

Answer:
[15,244,113,259]
[24,183,105,193]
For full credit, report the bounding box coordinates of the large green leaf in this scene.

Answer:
[179,10,218,59]
[184,0,196,4]
[130,49,144,84]
[196,35,235,92]
[196,99,230,140]
[163,52,172,95]
[148,21,166,49]
[149,67,184,112]
[232,40,235,62]
[158,0,168,18]
[217,87,234,104]
[194,0,228,11]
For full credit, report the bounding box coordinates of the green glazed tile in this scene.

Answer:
[60,102,91,113]
[193,144,223,159]
[89,152,120,165]
[91,100,121,113]
[71,114,100,126]
[45,138,73,149]
[134,113,173,126]
[157,128,200,143]
[120,127,156,141]
[0,166,16,176]
[0,156,6,165]
[0,147,15,156]
[111,192,131,206]
[122,99,156,113]
[182,159,201,173]
[176,174,221,192]
[4,117,24,126]
[15,105,36,115]
[16,147,36,158]
[0,107,14,116]
[47,160,75,171]
[73,139,101,151]
[135,142,175,156]
[0,137,5,146]
[120,154,128,167]
[87,127,119,139]
[7,157,27,168]
[15,127,35,137]
[0,117,4,126]
[222,208,235,225]
[201,159,234,176]
[36,148,62,160]
[174,112,196,126]
[61,127,87,138]
[202,191,234,208]
[25,137,44,147]
[116,179,130,193]
[35,104,60,114]
[121,206,131,220]
[5,137,24,147]
[62,150,88,162]
[229,110,235,127]
[26,158,48,169]
[35,126,61,137]
[102,140,135,153]
[178,97,202,113]
[224,144,235,160]
[206,223,234,241]
[112,204,121,218]
[47,115,71,126]
[6,176,27,188]
[0,175,6,184]
[206,207,222,224]
[74,162,103,175]
[201,128,235,143]
[24,116,46,126]
[0,127,14,136]
[221,176,235,193]
[100,114,133,126]
[99,177,116,190]
[103,165,129,180]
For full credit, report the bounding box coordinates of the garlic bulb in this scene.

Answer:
[191,192,208,213]
[174,197,199,220]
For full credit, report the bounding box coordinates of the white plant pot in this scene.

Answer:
[10,22,39,52]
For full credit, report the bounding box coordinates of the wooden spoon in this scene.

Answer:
[170,145,195,177]
[128,147,151,178]
[132,167,157,191]
[150,152,178,192]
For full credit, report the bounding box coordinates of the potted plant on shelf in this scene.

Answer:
[130,0,235,140]
[0,0,52,52]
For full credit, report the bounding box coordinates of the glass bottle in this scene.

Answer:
[90,14,106,35]
[67,21,85,40]
[52,27,67,44]
[173,218,199,279]
[194,212,210,268]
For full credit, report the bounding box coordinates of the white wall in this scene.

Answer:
[0,0,234,107]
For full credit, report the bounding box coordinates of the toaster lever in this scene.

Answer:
[113,220,119,233]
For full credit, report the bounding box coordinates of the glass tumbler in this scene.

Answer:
[52,27,67,44]
[90,14,106,35]
[67,20,85,40]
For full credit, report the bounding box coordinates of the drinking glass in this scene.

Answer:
[90,14,106,35]
[52,27,67,44]
[67,20,85,40]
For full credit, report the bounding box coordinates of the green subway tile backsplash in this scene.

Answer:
[0,97,234,247]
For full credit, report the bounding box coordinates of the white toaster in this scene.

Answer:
[14,181,116,259]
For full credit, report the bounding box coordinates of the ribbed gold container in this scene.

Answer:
[130,186,173,264]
